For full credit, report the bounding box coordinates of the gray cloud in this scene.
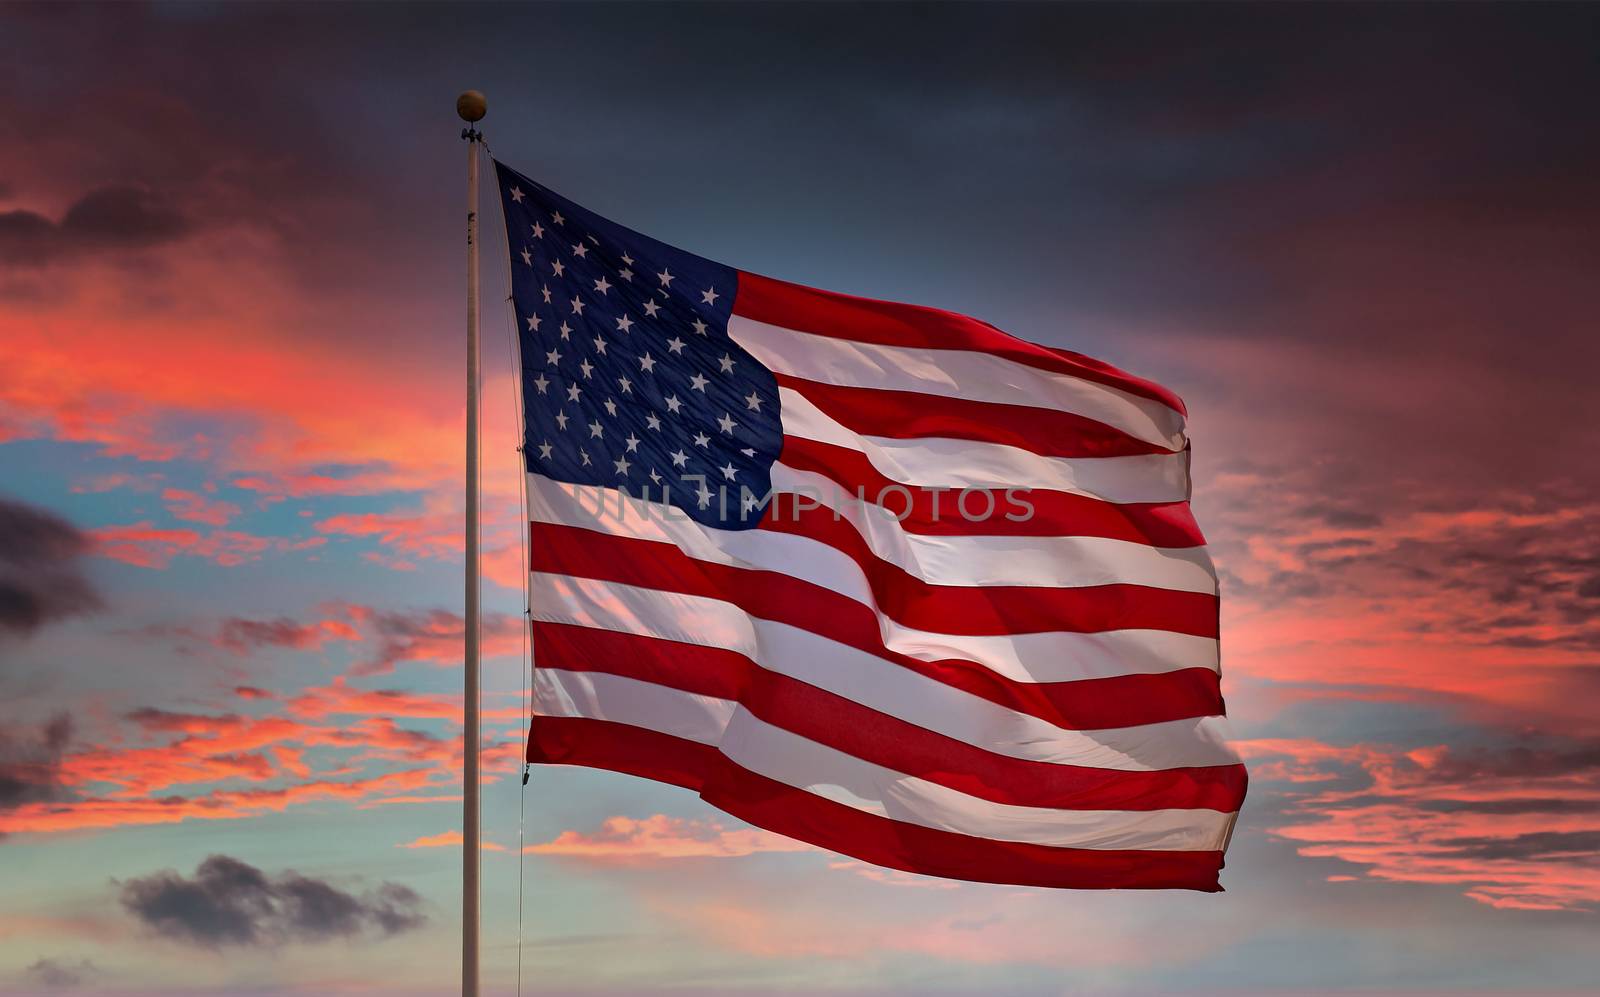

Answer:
[0,713,72,818]
[0,496,102,637]
[0,184,189,266]
[118,854,426,948]
[22,957,99,990]
[1435,830,1600,863]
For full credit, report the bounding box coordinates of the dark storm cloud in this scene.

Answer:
[0,713,72,819]
[0,184,189,265]
[0,496,102,637]
[118,854,426,948]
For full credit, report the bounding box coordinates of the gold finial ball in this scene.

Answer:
[456,91,487,123]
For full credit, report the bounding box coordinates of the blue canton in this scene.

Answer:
[495,161,781,529]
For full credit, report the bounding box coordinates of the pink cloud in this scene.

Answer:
[160,486,241,526]
[527,814,816,862]
[1246,737,1600,911]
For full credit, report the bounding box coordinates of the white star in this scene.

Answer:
[648,467,662,485]
[663,394,682,414]
[701,287,719,305]
[693,431,711,448]
[615,315,634,333]
[520,247,532,266]
[587,234,599,246]
[525,314,541,332]
[613,455,631,476]
[617,376,632,394]
[537,440,553,460]
[666,336,686,355]
[718,354,735,374]
[618,268,633,282]
[552,210,565,226]
[531,221,545,239]
[719,462,737,480]
[588,420,604,439]
[669,448,689,468]
[603,398,618,417]
[657,268,674,288]
[695,482,713,509]
[645,412,662,431]
[592,336,607,355]
[545,348,562,366]
[622,253,634,266]
[555,411,570,430]
[579,359,594,379]
[717,413,736,435]
[579,449,590,466]
[642,299,661,318]
[558,321,572,340]
[639,353,656,373]
[624,433,641,453]
[593,276,611,294]
[510,187,525,203]
[566,383,582,403]
[541,285,552,304]
[573,242,589,259]
[689,372,709,392]
[691,318,708,336]
[740,447,756,457]
[744,391,762,411]
[569,296,585,315]
[551,259,565,277]
[532,374,549,394]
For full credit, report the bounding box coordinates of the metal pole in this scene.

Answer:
[456,89,487,997]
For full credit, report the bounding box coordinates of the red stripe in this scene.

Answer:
[534,621,1247,811]
[527,713,714,791]
[775,373,1174,460]
[532,525,1223,730]
[778,436,1206,548]
[527,715,1225,890]
[734,270,1188,417]
[536,521,1216,640]
[756,502,1216,637]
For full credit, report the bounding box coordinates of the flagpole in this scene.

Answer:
[456,88,487,997]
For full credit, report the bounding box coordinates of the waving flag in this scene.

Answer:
[497,159,1245,891]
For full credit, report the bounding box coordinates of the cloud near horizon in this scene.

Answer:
[117,854,426,948]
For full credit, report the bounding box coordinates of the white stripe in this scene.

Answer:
[530,472,1217,595]
[535,669,1235,850]
[779,387,1190,505]
[719,708,1237,850]
[731,314,1187,451]
[532,572,1240,764]
[534,665,732,745]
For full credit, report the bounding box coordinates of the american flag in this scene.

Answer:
[496,159,1245,891]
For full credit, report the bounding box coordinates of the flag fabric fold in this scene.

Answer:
[496,158,1245,891]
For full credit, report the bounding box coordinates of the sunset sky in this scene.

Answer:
[2,3,1598,994]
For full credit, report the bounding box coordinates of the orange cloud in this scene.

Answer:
[398,830,506,852]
